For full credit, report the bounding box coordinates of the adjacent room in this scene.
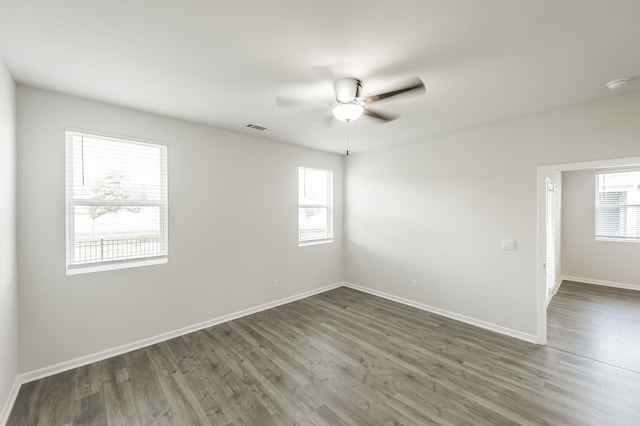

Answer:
[1,1,640,424]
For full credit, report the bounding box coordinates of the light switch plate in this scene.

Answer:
[501,239,516,250]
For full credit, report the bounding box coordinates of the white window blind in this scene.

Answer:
[298,167,333,244]
[595,170,640,241]
[65,130,168,273]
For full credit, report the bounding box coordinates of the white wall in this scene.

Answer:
[345,91,640,339]
[562,169,640,289]
[17,86,344,373]
[0,61,18,421]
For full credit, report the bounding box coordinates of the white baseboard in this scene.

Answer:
[561,275,640,292]
[18,282,343,386]
[343,282,539,344]
[0,376,21,426]
[546,277,563,307]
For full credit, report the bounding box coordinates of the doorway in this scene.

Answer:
[536,155,640,344]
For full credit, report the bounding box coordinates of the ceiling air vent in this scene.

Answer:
[246,123,267,131]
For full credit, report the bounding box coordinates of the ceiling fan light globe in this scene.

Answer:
[332,103,364,122]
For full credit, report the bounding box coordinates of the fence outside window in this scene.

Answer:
[73,236,162,264]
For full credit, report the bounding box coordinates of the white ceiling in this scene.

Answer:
[1,0,639,154]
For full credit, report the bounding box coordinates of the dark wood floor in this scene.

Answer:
[8,287,640,425]
[547,280,640,373]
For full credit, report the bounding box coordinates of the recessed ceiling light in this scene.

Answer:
[606,78,631,90]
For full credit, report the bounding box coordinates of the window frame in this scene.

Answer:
[594,168,640,243]
[65,129,169,274]
[298,166,333,246]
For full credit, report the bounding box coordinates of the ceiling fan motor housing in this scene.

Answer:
[334,77,362,102]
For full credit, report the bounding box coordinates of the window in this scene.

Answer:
[595,170,640,241]
[298,167,332,245]
[65,130,168,273]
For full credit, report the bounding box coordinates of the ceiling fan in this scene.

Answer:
[276,75,425,123]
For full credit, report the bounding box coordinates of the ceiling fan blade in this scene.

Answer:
[363,76,425,105]
[363,108,398,122]
[275,97,331,108]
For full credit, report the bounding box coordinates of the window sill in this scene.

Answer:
[66,256,168,275]
[299,238,333,247]
[595,237,640,244]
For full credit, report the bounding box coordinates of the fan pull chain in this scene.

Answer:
[346,125,350,156]
[346,133,349,156]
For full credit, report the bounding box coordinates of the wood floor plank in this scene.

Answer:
[148,346,211,425]
[548,280,640,373]
[102,356,142,426]
[7,286,640,425]
[126,349,174,425]
[39,370,76,425]
[5,380,40,425]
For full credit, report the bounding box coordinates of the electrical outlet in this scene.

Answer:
[411,279,418,288]
[272,279,279,288]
